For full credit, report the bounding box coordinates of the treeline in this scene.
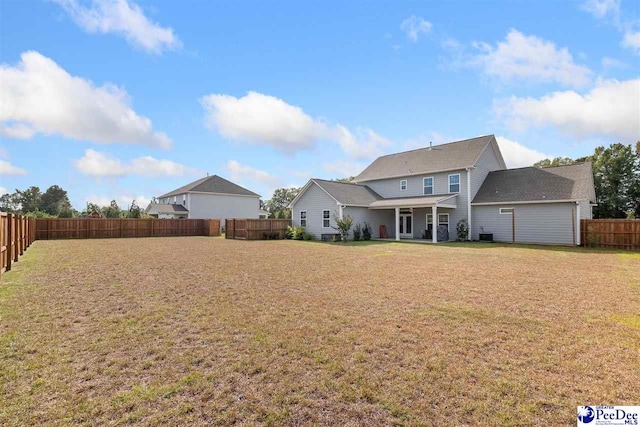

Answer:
[534,142,640,219]
[0,185,144,218]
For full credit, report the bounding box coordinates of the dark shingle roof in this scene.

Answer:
[313,179,383,206]
[145,203,189,214]
[354,135,501,182]
[158,175,260,198]
[472,163,596,204]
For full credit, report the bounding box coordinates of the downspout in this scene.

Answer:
[576,201,581,246]
[338,203,344,220]
[466,167,472,241]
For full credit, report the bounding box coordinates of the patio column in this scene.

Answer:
[395,207,400,241]
[432,205,438,243]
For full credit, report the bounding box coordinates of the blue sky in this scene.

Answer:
[1,0,638,209]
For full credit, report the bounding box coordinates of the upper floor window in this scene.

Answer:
[322,210,330,228]
[173,196,177,203]
[423,177,433,195]
[449,174,460,193]
[182,195,186,205]
[300,210,307,227]
[400,179,407,191]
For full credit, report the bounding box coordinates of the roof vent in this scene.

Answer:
[428,141,433,150]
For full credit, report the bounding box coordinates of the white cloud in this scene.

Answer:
[601,56,626,69]
[0,186,8,196]
[622,31,640,53]
[495,78,640,142]
[471,29,592,87]
[74,149,198,177]
[54,0,180,54]
[400,16,432,42]
[322,160,367,178]
[0,51,171,148]
[580,0,620,19]
[496,136,551,168]
[0,159,27,175]
[201,92,327,154]
[201,91,389,160]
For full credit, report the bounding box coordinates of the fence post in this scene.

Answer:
[6,214,12,271]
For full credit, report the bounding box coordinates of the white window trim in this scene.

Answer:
[438,213,450,234]
[448,173,460,193]
[400,179,407,191]
[300,210,307,227]
[423,176,434,195]
[322,209,331,228]
[499,207,514,215]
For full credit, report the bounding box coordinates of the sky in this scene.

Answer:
[0,0,639,210]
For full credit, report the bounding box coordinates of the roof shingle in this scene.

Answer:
[472,163,596,204]
[313,179,383,206]
[158,175,260,198]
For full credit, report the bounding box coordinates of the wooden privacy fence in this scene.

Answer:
[225,219,291,240]
[1,213,36,278]
[581,219,640,250]
[35,218,221,240]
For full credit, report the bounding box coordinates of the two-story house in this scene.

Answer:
[145,175,261,229]
[290,135,596,245]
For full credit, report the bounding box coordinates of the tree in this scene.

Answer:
[334,176,356,183]
[265,187,301,219]
[590,143,639,218]
[85,202,101,215]
[533,157,576,168]
[102,200,122,218]
[0,192,20,213]
[332,213,353,242]
[16,186,42,213]
[41,185,72,216]
[127,200,142,218]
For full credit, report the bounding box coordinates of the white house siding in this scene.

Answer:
[470,143,504,200]
[579,200,593,219]
[188,193,259,228]
[343,207,396,239]
[472,203,579,245]
[291,183,339,238]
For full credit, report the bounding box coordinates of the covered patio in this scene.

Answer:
[369,194,457,243]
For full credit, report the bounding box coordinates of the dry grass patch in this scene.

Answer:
[1,237,639,425]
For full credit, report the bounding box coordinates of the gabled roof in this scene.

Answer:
[158,175,260,198]
[290,179,383,207]
[472,162,596,204]
[354,135,503,182]
[145,203,189,214]
[369,194,457,209]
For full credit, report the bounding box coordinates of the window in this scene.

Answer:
[322,210,330,228]
[300,210,307,227]
[500,207,514,214]
[423,177,434,195]
[449,174,460,193]
[426,214,433,226]
[173,196,177,203]
[182,195,186,205]
[438,213,449,230]
[400,179,407,191]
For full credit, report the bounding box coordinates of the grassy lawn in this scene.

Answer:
[1,237,639,426]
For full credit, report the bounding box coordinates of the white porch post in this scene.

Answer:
[432,205,438,243]
[395,207,400,241]
[576,202,581,246]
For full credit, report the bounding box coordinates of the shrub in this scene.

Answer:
[362,222,372,240]
[302,232,314,241]
[456,219,469,241]
[292,226,305,240]
[353,224,361,241]
[285,225,294,239]
[332,214,353,243]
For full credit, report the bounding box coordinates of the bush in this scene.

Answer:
[302,232,314,241]
[456,219,469,241]
[292,226,305,240]
[332,214,353,243]
[353,224,361,241]
[362,222,372,240]
[285,225,294,239]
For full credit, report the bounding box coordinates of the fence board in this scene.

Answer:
[581,219,640,250]
[1,213,36,279]
[35,218,221,240]
[225,218,291,240]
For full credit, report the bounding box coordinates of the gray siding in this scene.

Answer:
[470,143,504,201]
[188,193,259,227]
[579,200,593,219]
[471,203,579,245]
[343,207,396,239]
[292,183,339,238]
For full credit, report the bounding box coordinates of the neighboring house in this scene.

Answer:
[259,209,269,219]
[290,135,596,245]
[145,175,261,228]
